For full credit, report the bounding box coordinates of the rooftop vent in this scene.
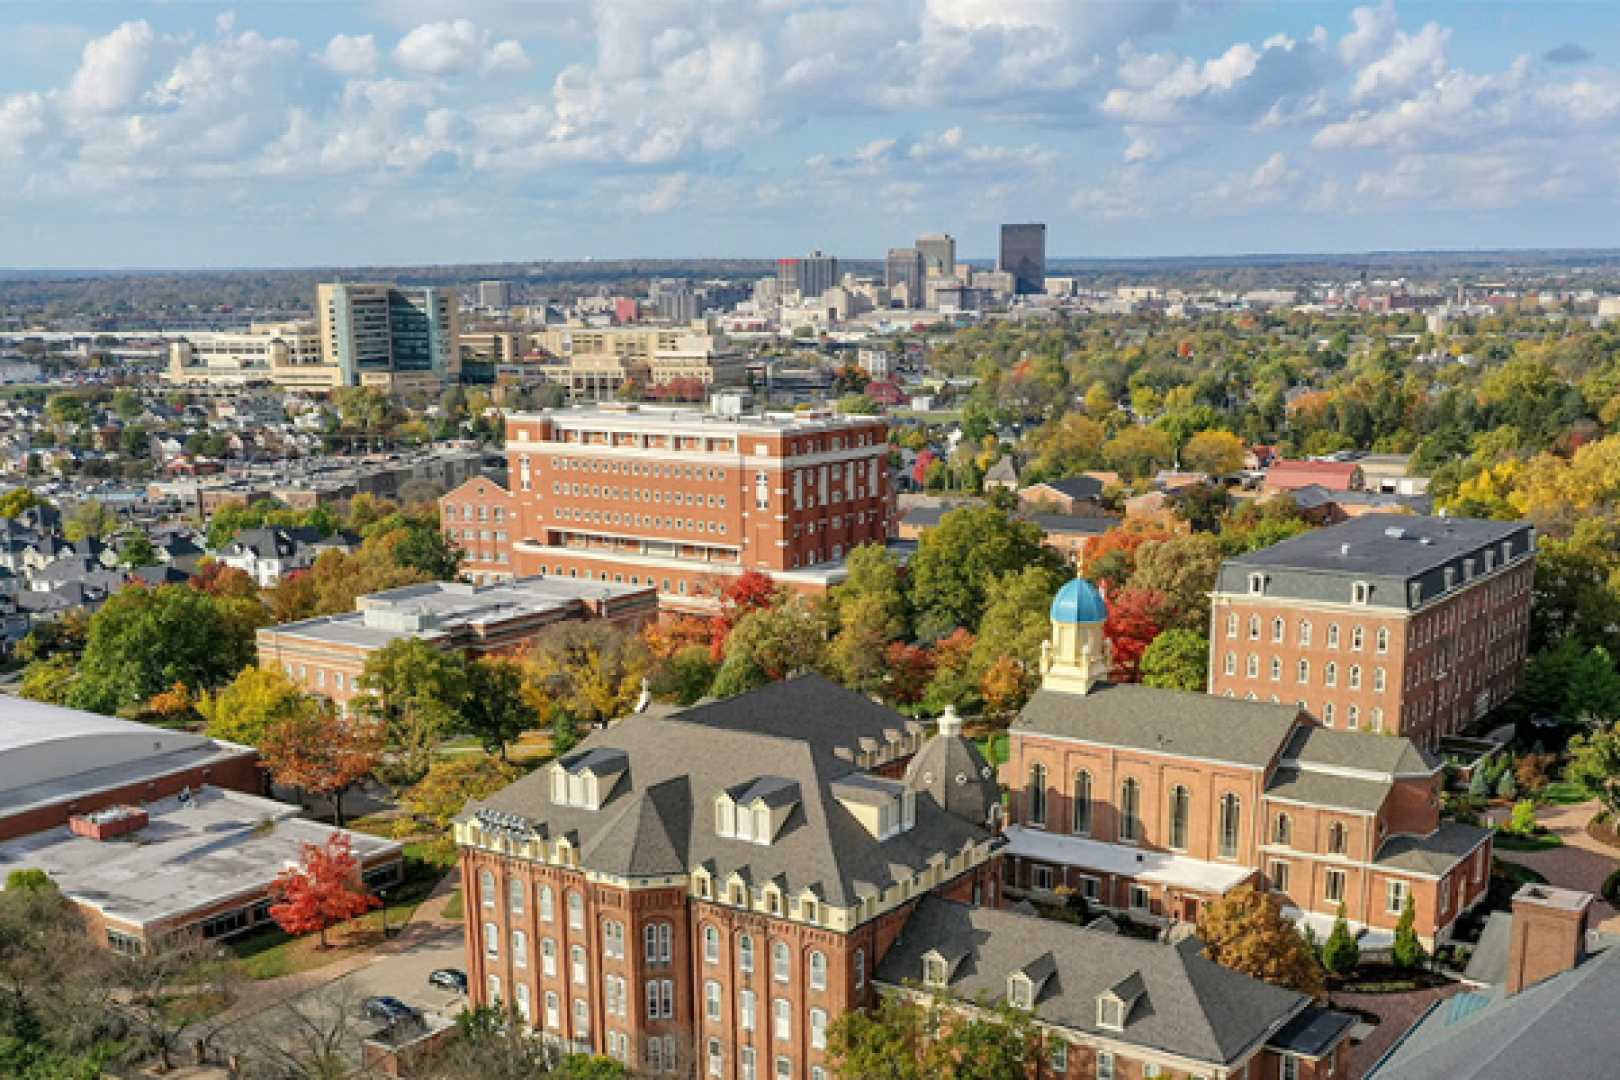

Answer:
[1384,526,1407,539]
[1340,543,1352,556]
[68,804,149,841]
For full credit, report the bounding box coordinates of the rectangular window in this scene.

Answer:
[741,1048,756,1080]
[1050,1041,1067,1072]
[1098,1051,1115,1080]
[1271,861,1290,893]
[740,991,756,1031]
[708,1039,723,1078]
[1325,869,1346,904]
[774,997,791,1041]
[1387,878,1409,914]
[484,922,499,958]
[1129,885,1150,910]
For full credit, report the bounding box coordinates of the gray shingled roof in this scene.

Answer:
[673,674,924,762]
[1374,822,1491,876]
[1284,725,1438,777]
[1029,476,1104,502]
[1265,767,1391,815]
[1370,945,1620,1078]
[465,680,991,906]
[875,897,1307,1067]
[1016,685,1302,769]
[1216,514,1532,611]
[903,724,999,826]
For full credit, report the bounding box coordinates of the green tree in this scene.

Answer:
[19,654,77,704]
[1568,721,1620,820]
[198,666,312,747]
[356,638,469,779]
[462,657,537,760]
[1322,904,1360,976]
[972,563,1070,675]
[62,499,118,542]
[1180,428,1245,476]
[650,644,718,705]
[1101,425,1174,481]
[118,528,158,569]
[67,584,256,715]
[908,506,1061,636]
[713,594,831,696]
[1127,532,1224,631]
[1391,893,1426,970]
[1567,645,1620,725]
[1139,628,1210,691]
[1495,769,1518,800]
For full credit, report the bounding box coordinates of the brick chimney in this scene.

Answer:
[1504,884,1593,996]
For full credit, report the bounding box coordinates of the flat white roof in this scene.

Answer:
[1002,825,1256,894]
[506,405,880,435]
[0,787,401,930]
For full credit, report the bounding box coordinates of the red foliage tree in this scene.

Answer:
[189,560,260,599]
[259,703,383,827]
[709,570,777,661]
[1079,521,1176,586]
[1104,586,1166,684]
[911,449,937,488]
[267,833,380,948]
[883,642,935,705]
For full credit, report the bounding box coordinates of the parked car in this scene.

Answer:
[361,995,418,1023]
[428,968,468,994]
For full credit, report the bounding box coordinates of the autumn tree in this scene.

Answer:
[260,703,384,827]
[62,499,118,542]
[921,628,980,714]
[1101,426,1174,481]
[1103,587,1166,683]
[524,621,652,727]
[883,642,935,705]
[198,665,312,746]
[1139,628,1210,691]
[1128,532,1224,631]
[0,486,45,518]
[1197,886,1325,999]
[462,656,538,760]
[268,833,380,948]
[401,756,521,832]
[712,593,832,697]
[356,638,469,778]
[828,993,1037,1080]
[709,570,778,660]
[1180,429,1245,476]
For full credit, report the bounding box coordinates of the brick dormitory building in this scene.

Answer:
[456,675,1357,1080]
[1001,575,1492,955]
[1207,514,1535,748]
[439,404,896,610]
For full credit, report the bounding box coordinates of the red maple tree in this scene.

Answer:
[268,833,380,948]
[259,703,383,828]
[1103,586,1166,684]
[883,642,935,705]
[709,570,777,661]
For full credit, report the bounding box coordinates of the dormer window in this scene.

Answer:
[1097,997,1124,1030]
[1464,557,1476,580]
[922,953,948,988]
[1248,572,1266,595]
[1007,974,1033,1010]
[1351,581,1370,605]
[551,748,628,811]
[1444,567,1456,590]
[717,778,799,846]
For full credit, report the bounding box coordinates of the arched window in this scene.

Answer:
[1073,770,1093,836]
[1270,656,1282,681]
[1349,665,1362,690]
[1226,612,1238,638]
[1327,623,1340,648]
[1376,627,1389,653]
[1352,626,1364,651]
[539,885,554,922]
[738,934,755,974]
[1218,794,1241,859]
[1246,654,1259,678]
[703,925,720,965]
[772,941,790,983]
[1298,659,1310,683]
[1274,813,1292,846]
[1372,707,1385,733]
[1327,822,1347,854]
[1224,652,1236,675]
[1028,764,1048,827]
[567,891,583,929]
[1374,667,1386,692]
[1169,786,1191,851]
[1325,662,1338,687]
[508,876,524,913]
[1348,704,1360,730]
[1248,615,1260,639]
[809,951,827,991]
[1272,617,1285,642]
[1324,702,1336,725]
[1120,779,1141,842]
[1299,620,1313,646]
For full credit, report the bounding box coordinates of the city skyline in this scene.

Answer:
[2,1,1619,267]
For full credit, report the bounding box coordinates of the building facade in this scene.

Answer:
[883,249,927,308]
[440,405,895,611]
[531,324,747,399]
[998,224,1047,295]
[164,321,330,388]
[317,282,461,393]
[776,251,839,302]
[1208,514,1535,746]
[1001,576,1492,949]
[914,234,956,277]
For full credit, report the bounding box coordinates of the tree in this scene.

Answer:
[67,583,257,715]
[980,655,1035,721]
[883,642,935,706]
[401,756,521,832]
[260,703,383,827]
[1321,903,1361,977]
[1127,533,1223,631]
[713,594,831,696]
[650,644,719,706]
[1495,769,1518,800]
[709,569,778,661]
[921,628,980,714]
[909,506,1061,636]
[19,654,77,704]
[1139,628,1209,691]
[524,621,652,727]
[198,666,312,747]
[356,638,469,779]
[62,499,118,541]
[972,564,1070,676]
[268,833,380,949]
[827,993,1037,1080]
[112,932,239,1073]
[1103,587,1166,683]
[462,656,537,760]
[118,528,157,569]
[1568,721,1620,820]
[0,486,45,518]
[1391,893,1425,969]
[1566,645,1620,724]
[1196,886,1325,999]
[424,1003,557,1080]
[1468,764,1492,798]
[1102,426,1174,481]
[1180,428,1245,476]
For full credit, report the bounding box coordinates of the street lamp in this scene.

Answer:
[378,888,390,939]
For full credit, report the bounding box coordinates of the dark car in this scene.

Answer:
[428,968,468,994]
[361,995,418,1023]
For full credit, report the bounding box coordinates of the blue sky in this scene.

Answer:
[1,1,1618,267]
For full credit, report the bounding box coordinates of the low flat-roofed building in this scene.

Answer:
[0,699,262,842]
[0,786,401,954]
[257,575,657,704]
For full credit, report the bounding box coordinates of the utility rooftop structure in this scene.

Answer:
[1210,514,1535,745]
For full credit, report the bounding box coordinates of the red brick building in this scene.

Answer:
[1002,576,1492,952]
[440,404,896,612]
[456,674,1357,1080]
[1209,514,1535,747]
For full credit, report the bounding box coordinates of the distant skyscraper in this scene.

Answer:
[318,283,459,390]
[776,249,839,301]
[916,233,956,276]
[885,248,927,307]
[998,224,1047,295]
[478,280,512,308]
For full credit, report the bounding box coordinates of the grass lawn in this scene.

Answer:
[1541,781,1590,805]
[442,889,463,922]
[1491,829,1564,852]
[1493,858,1547,886]
[980,734,1009,766]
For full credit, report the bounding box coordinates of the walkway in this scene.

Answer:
[1491,799,1620,932]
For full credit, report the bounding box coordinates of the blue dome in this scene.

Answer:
[1050,577,1108,624]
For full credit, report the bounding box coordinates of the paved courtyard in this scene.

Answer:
[1491,799,1620,932]
[1331,983,1465,1079]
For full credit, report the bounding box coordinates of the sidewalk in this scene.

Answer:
[1489,799,1620,932]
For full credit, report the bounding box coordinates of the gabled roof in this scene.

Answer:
[1373,821,1491,876]
[875,897,1307,1066]
[1264,460,1361,490]
[1024,475,1104,501]
[1283,724,1438,777]
[1016,684,1302,769]
[673,674,924,764]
